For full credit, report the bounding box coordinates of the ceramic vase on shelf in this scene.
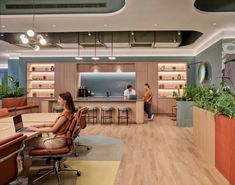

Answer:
[50,66,55,71]
[177,74,181,80]
[160,65,165,71]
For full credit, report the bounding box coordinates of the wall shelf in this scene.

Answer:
[27,63,55,98]
[158,63,187,98]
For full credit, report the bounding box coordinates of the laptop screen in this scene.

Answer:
[13,114,23,132]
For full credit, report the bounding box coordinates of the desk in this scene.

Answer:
[0,113,59,140]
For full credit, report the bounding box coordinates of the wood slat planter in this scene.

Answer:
[215,115,235,185]
[193,106,215,167]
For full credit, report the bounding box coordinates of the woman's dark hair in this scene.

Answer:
[144,83,150,89]
[127,84,132,89]
[59,91,75,113]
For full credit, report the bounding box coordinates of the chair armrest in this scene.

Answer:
[0,144,25,163]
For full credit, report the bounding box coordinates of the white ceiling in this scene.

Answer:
[0,0,235,58]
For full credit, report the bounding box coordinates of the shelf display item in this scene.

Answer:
[51,66,55,71]
[160,65,165,71]
[177,74,181,80]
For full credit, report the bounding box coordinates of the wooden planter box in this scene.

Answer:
[215,115,235,185]
[176,101,193,127]
[2,97,27,108]
[193,106,215,167]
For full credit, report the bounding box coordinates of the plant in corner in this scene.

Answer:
[2,76,25,98]
[173,86,199,127]
[1,76,26,108]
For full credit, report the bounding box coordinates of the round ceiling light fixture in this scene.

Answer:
[27,29,35,37]
[33,45,40,52]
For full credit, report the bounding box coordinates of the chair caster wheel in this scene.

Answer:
[87,147,90,151]
[77,171,81,176]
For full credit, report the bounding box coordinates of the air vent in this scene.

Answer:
[81,43,106,48]
[6,3,106,9]
[130,43,153,48]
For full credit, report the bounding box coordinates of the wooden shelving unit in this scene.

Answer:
[27,63,55,98]
[157,63,187,98]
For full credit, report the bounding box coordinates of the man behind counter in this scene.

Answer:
[124,84,136,100]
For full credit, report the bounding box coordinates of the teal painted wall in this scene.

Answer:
[8,56,196,90]
[195,40,222,87]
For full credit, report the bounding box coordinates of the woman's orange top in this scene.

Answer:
[144,89,153,103]
[53,109,74,136]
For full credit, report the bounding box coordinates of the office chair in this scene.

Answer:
[74,107,90,155]
[29,111,82,185]
[0,133,27,185]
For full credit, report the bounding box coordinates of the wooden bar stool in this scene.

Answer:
[117,106,129,125]
[87,106,98,124]
[101,106,113,124]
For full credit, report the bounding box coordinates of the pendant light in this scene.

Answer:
[75,32,83,60]
[92,32,100,60]
[108,32,116,60]
[0,0,3,37]
[19,0,47,51]
[27,0,35,37]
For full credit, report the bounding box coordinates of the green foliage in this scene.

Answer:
[174,85,235,118]
[193,86,235,119]
[0,76,25,98]
[173,86,200,101]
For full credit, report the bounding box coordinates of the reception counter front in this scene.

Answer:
[41,97,144,124]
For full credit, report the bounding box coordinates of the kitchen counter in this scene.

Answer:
[45,97,141,102]
[41,97,144,124]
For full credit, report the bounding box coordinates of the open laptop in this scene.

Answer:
[129,95,137,100]
[13,114,29,132]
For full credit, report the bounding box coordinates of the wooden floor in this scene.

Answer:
[81,115,229,185]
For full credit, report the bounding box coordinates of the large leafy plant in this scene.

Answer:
[1,76,25,98]
[193,85,235,119]
[173,86,200,101]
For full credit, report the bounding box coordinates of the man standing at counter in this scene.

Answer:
[124,84,136,100]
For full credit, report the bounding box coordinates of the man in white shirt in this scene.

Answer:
[124,85,136,99]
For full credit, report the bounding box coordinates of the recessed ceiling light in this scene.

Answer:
[2,25,6,28]
[88,32,91,36]
[212,23,217,26]
[154,24,158,27]
[131,31,134,36]
[52,24,57,28]
[104,24,108,27]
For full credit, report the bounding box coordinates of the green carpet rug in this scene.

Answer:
[29,136,123,185]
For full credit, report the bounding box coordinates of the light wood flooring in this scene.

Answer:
[81,115,229,185]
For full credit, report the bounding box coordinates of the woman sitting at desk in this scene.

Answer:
[10,91,75,185]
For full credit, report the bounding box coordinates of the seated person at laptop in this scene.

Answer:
[10,91,75,185]
[123,84,136,100]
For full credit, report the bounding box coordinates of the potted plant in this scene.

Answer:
[173,86,199,127]
[1,76,26,108]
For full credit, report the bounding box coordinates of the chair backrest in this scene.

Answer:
[65,107,88,150]
[0,133,27,185]
[0,108,10,118]
[78,107,88,130]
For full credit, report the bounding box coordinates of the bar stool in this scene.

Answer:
[87,106,98,124]
[117,106,129,125]
[52,105,64,113]
[101,106,113,124]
